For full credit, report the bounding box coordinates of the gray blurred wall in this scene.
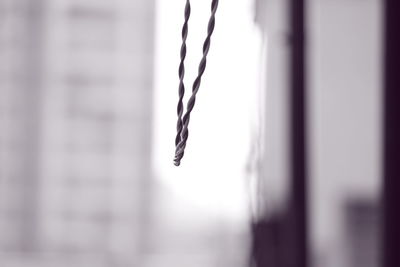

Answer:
[0,0,155,266]
[255,0,382,267]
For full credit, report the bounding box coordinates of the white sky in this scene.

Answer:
[152,0,263,221]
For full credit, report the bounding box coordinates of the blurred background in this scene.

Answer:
[0,0,396,267]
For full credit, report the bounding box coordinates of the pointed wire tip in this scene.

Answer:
[172,0,218,167]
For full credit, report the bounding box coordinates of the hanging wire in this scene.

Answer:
[174,0,219,166]
[175,0,191,147]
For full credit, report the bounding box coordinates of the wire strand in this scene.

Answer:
[174,0,219,166]
[175,0,191,147]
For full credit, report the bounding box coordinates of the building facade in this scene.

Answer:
[0,0,155,266]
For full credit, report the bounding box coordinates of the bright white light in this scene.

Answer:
[153,0,262,221]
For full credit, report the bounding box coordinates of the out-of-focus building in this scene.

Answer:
[0,0,155,266]
[343,199,380,267]
[254,0,382,267]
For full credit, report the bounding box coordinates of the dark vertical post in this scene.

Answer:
[383,1,400,267]
[289,0,308,266]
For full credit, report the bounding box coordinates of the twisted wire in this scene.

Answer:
[174,0,219,166]
[175,0,191,146]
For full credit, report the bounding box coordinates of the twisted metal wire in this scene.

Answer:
[175,0,191,146]
[174,0,219,166]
